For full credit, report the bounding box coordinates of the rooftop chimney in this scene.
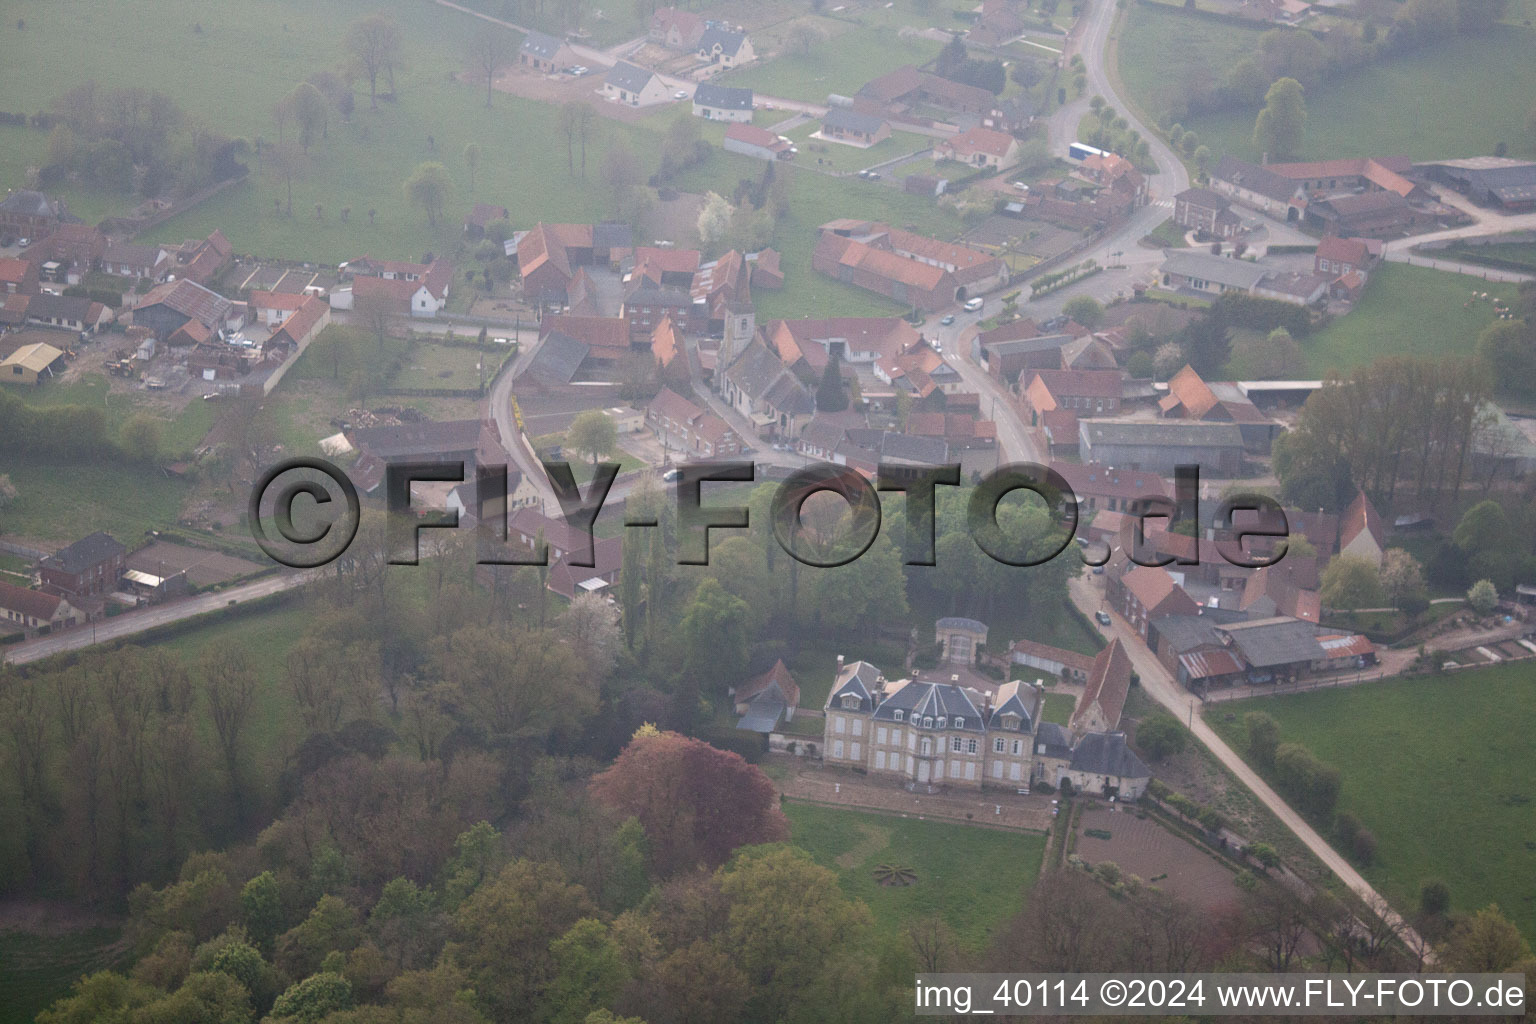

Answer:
[836,654,845,671]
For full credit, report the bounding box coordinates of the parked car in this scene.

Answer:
[674,90,690,100]
[964,296,984,312]
[661,468,681,482]
[939,314,956,326]
[1095,610,1112,626]
[1011,181,1029,191]
[866,171,881,181]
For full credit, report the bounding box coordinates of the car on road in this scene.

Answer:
[491,336,511,345]
[866,171,881,181]
[1011,181,1029,191]
[940,314,956,326]
[674,90,690,100]
[1095,611,1112,626]
[568,65,589,76]
[963,296,984,312]
[932,340,943,353]
[661,468,681,482]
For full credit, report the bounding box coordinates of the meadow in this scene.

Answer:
[1206,663,1536,939]
[785,801,1047,951]
[1116,4,1536,162]
[716,21,944,105]
[1303,263,1517,376]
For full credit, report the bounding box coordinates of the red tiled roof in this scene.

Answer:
[736,658,801,707]
[0,580,67,622]
[941,125,1017,160]
[1073,638,1131,732]
[250,289,307,312]
[1161,364,1220,419]
[1339,490,1385,551]
[1009,638,1096,675]
[725,122,790,151]
[1120,564,1193,615]
[271,296,328,346]
[541,314,630,350]
[1316,235,1370,266]
[1051,461,1169,502]
[1026,368,1122,399]
[0,258,30,285]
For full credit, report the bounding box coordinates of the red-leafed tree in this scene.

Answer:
[590,729,788,876]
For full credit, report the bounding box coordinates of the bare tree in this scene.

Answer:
[468,29,513,108]
[346,13,404,110]
[909,914,958,972]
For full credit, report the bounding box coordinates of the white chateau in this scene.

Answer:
[820,639,1151,799]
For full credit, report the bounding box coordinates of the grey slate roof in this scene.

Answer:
[827,659,883,711]
[1211,156,1299,203]
[1080,418,1245,449]
[694,83,753,110]
[736,692,786,733]
[0,190,56,217]
[936,616,987,632]
[605,61,657,92]
[592,221,633,253]
[697,25,747,56]
[520,30,565,59]
[1068,731,1150,779]
[824,107,887,135]
[527,331,589,384]
[40,532,125,575]
[872,680,986,731]
[987,685,1038,733]
[842,429,949,465]
[724,339,813,414]
[1034,721,1073,760]
[1160,251,1270,291]
[982,332,1075,357]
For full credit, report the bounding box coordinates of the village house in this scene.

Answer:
[696,25,754,68]
[249,289,308,327]
[4,292,112,334]
[934,125,1021,170]
[1158,250,1269,297]
[331,259,453,317]
[1209,157,1308,221]
[692,83,753,122]
[518,30,576,73]
[646,387,747,458]
[1172,187,1245,239]
[0,189,77,242]
[39,532,126,603]
[1314,235,1378,278]
[812,220,1007,312]
[649,7,706,49]
[1109,565,1201,638]
[976,326,1081,383]
[505,508,624,600]
[25,223,107,285]
[0,580,83,636]
[171,229,234,286]
[820,108,891,147]
[1021,369,1123,425]
[0,256,39,295]
[604,62,669,107]
[763,315,922,377]
[1050,461,1169,517]
[540,314,633,373]
[1079,152,1147,208]
[100,240,170,281]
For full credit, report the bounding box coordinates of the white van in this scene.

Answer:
[964,296,984,312]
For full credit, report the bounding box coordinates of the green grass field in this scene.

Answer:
[389,342,505,392]
[0,459,191,544]
[786,801,1046,950]
[5,373,216,457]
[1118,4,1536,161]
[1303,263,1518,376]
[787,124,932,175]
[0,927,130,1024]
[1435,241,1536,273]
[1041,691,1076,725]
[717,24,944,105]
[1207,664,1536,939]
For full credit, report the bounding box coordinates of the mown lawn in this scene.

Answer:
[1041,691,1076,724]
[1304,263,1517,376]
[786,801,1047,950]
[717,24,944,105]
[787,124,932,175]
[1206,663,1536,940]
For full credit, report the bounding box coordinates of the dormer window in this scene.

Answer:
[937,716,946,728]
[841,694,859,710]
[954,717,963,729]
[923,717,933,729]
[894,710,904,722]
[1002,713,1018,731]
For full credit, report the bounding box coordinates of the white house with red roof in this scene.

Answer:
[934,125,1021,170]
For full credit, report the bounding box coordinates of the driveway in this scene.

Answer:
[1066,572,1430,958]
